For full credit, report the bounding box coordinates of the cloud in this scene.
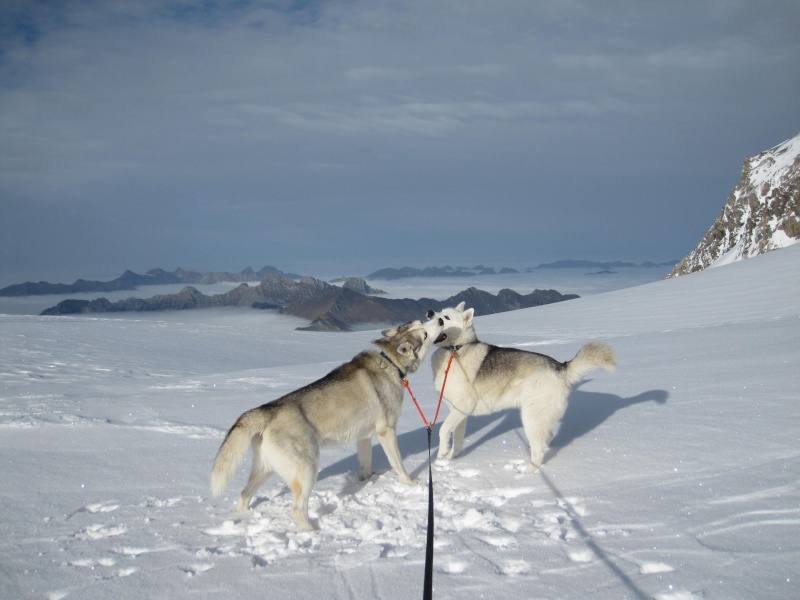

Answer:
[0,0,798,282]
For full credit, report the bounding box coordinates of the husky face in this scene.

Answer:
[375,318,446,371]
[426,301,475,347]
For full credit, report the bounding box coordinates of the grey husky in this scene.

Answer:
[211,318,445,531]
[427,302,616,473]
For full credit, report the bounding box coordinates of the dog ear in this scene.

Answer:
[463,307,475,325]
[381,326,399,338]
[396,341,413,357]
[455,301,466,311]
[383,322,415,338]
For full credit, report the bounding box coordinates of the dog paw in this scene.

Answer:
[524,463,541,474]
[235,498,252,512]
[293,516,316,532]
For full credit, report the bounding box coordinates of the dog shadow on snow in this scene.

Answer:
[317,384,668,485]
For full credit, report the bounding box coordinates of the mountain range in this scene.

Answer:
[0,266,298,297]
[3,260,646,297]
[39,273,578,332]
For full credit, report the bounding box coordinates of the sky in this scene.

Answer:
[1,0,799,285]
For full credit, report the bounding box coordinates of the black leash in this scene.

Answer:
[423,426,434,600]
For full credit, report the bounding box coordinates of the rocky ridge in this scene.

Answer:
[669,133,800,277]
[40,273,578,332]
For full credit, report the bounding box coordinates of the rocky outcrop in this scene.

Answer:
[336,277,385,295]
[669,133,800,277]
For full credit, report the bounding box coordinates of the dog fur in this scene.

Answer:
[211,318,444,531]
[427,302,615,472]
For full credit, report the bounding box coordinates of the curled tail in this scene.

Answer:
[211,409,264,497]
[564,343,616,384]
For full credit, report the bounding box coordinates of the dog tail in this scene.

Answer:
[564,343,616,384]
[211,409,265,497]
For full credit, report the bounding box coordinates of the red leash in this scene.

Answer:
[403,350,455,428]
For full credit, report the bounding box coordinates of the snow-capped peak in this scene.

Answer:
[669,132,800,277]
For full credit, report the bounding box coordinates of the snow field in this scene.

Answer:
[1,245,798,599]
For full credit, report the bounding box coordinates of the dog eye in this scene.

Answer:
[424,332,428,339]
[445,316,450,320]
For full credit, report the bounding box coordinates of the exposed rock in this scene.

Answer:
[340,277,385,295]
[669,133,800,277]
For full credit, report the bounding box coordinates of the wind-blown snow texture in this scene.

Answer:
[1,247,799,599]
[670,133,800,277]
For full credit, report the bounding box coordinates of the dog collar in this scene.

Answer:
[445,340,478,352]
[380,351,406,380]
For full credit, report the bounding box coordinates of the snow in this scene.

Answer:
[701,132,800,270]
[770,229,799,250]
[1,247,799,600]
[747,133,800,191]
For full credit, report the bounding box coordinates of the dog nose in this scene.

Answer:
[426,310,435,320]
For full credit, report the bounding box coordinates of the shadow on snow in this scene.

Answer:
[317,384,668,483]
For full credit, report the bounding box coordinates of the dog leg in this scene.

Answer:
[520,405,549,473]
[268,430,319,530]
[237,468,273,511]
[450,418,468,457]
[357,437,373,480]
[437,411,466,460]
[288,466,317,531]
[237,435,273,511]
[376,427,415,484]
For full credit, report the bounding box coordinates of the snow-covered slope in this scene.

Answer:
[669,133,800,277]
[1,245,798,600]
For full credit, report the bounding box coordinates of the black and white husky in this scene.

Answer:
[427,302,616,473]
